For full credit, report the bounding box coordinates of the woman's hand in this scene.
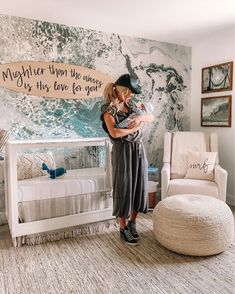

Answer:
[127,116,142,128]
[130,113,155,126]
[104,112,143,139]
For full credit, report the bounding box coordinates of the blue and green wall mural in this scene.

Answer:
[0,14,191,223]
[0,14,191,166]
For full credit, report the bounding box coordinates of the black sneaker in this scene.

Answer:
[127,220,140,240]
[120,227,138,246]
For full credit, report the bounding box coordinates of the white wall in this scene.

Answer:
[191,26,235,206]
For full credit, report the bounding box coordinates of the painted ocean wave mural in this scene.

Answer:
[0,14,191,167]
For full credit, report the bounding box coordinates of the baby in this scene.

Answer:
[116,101,153,129]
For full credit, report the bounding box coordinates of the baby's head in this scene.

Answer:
[140,101,153,114]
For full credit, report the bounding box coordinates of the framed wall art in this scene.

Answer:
[201,61,233,93]
[201,95,232,127]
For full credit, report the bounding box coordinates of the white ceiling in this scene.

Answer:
[0,0,235,46]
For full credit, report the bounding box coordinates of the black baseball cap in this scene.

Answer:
[115,74,141,94]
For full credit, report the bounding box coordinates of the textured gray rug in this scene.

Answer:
[0,212,234,294]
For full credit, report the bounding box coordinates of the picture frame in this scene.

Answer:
[201,61,233,93]
[201,95,232,127]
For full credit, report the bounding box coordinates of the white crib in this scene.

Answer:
[5,137,114,246]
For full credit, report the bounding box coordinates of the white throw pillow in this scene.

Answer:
[17,152,56,180]
[185,151,217,181]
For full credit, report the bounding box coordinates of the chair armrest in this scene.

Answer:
[161,163,170,200]
[214,164,227,202]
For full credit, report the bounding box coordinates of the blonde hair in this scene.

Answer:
[103,82,129,104]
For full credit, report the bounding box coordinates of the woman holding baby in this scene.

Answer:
[100,74,154,246]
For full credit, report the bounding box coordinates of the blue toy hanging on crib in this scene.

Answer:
[42,162,66,179]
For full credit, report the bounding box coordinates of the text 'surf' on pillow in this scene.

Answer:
[17,152,56,180]
[184,151,217,181]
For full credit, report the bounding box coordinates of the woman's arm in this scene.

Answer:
[127,113,154,128]
[103,112,143,139]
[139,113,155,122]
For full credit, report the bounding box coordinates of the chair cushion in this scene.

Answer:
[171,132,207,179]
[168,178,219,197]
[185,151,217,181]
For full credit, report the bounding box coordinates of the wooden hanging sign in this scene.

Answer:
[0,61,113,99]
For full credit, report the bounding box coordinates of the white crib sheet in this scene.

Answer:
[18,168,109,202]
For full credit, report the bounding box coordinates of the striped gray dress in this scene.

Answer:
[101,101,148,218]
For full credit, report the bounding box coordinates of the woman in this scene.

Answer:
[100,74,154,246]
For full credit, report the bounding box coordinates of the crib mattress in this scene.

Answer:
[18,168,110,202]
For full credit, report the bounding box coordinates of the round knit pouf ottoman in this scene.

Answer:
[153,194,234,256]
